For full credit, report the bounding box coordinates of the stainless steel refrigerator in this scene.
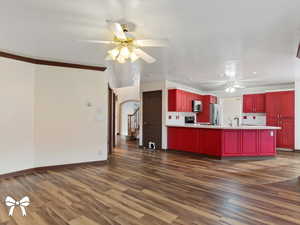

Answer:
[209,104,220,125]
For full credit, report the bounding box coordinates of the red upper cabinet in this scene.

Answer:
[168,89,180,112]
[168,89,202,112]
[255,94,266,113]
[280,91,294,118]
[266,91,294,119]
[243,93,265,113]
[243,95,254,113]
[197,95,217,123]
[266,92,280,119]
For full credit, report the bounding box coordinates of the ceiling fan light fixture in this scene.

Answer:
[120,46,130,58]
[108,47,120,60]
[225,86,236,93]
[117,55,126,64]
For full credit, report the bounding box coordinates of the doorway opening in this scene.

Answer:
[117,100,140,148]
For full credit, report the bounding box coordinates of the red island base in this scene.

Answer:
[168,127,277,159]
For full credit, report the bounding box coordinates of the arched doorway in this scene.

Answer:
[119,100,140,141]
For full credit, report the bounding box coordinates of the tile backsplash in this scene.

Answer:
[242,113,266,126]
[167,112,196,125]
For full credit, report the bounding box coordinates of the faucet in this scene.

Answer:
[234,117,240,127]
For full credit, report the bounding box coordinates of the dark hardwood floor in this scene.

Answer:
[1,138,300,225]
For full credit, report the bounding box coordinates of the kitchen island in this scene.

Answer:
[167,124,280,159]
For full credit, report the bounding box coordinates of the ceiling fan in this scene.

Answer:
[197,76,262,93]
[85,22,167,64]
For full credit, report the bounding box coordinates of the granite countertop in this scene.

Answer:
[166,123,281,130]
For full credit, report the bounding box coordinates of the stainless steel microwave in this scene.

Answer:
[192,100,203,112]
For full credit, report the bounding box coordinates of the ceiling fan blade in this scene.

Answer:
[133,39,168,47]
[197,80,227,84]
[134,49,156,63]
[83,40,115,44]
[109,23,127,40]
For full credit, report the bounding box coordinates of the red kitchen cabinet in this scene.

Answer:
[168,127,179,150]
[202,129,222,156]
[266,91,294,149]
[222,130,241,155]
[243,95,254,113]
[243,94,265,113]
[168,127,277,158]
[168,89,202,112]
[255,94,266,113]
[168,127,198,152]
[242,130,258,155]
[197,129,204,153]
[280,91,295,118]
[168,89,179,112]
[277,119,294,149]
[266,91,294,118]
[197,95,217,123]
[266,92,280,119]
[259,130,276,155]
[181,128,199,153]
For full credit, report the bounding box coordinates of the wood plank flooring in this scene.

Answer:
[1,139,300,225]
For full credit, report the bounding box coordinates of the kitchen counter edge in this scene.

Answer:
[166,124,281,130]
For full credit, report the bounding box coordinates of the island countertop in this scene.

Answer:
[166,123,281,130]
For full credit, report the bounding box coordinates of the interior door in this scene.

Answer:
[143,91,162,149]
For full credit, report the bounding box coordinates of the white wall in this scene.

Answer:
[0,58,35,174]
[34,65,108,167]
[0,57,108,175]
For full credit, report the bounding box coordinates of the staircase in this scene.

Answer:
[127,107,140,141]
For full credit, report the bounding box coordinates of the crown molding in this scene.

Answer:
[0,51,107,72]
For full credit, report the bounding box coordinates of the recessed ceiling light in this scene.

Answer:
[253,72,257,74]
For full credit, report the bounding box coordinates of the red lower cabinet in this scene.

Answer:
[259,130,276,155]
[168,127,277,158]
[277,119,294,149]
[202,129,222,156]
[242,130,258,155]
[179,128,198,153]
[222,130,241,155]
[168,127,198,153]
[168,127,179,150]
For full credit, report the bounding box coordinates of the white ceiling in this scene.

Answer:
[1,0,300,90]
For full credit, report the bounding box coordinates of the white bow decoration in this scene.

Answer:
[5,196,30,216]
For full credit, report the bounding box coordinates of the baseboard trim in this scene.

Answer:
[0,160,108,179]
[277,148,294,152]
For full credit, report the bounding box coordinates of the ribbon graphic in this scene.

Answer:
[5,196,30,216]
